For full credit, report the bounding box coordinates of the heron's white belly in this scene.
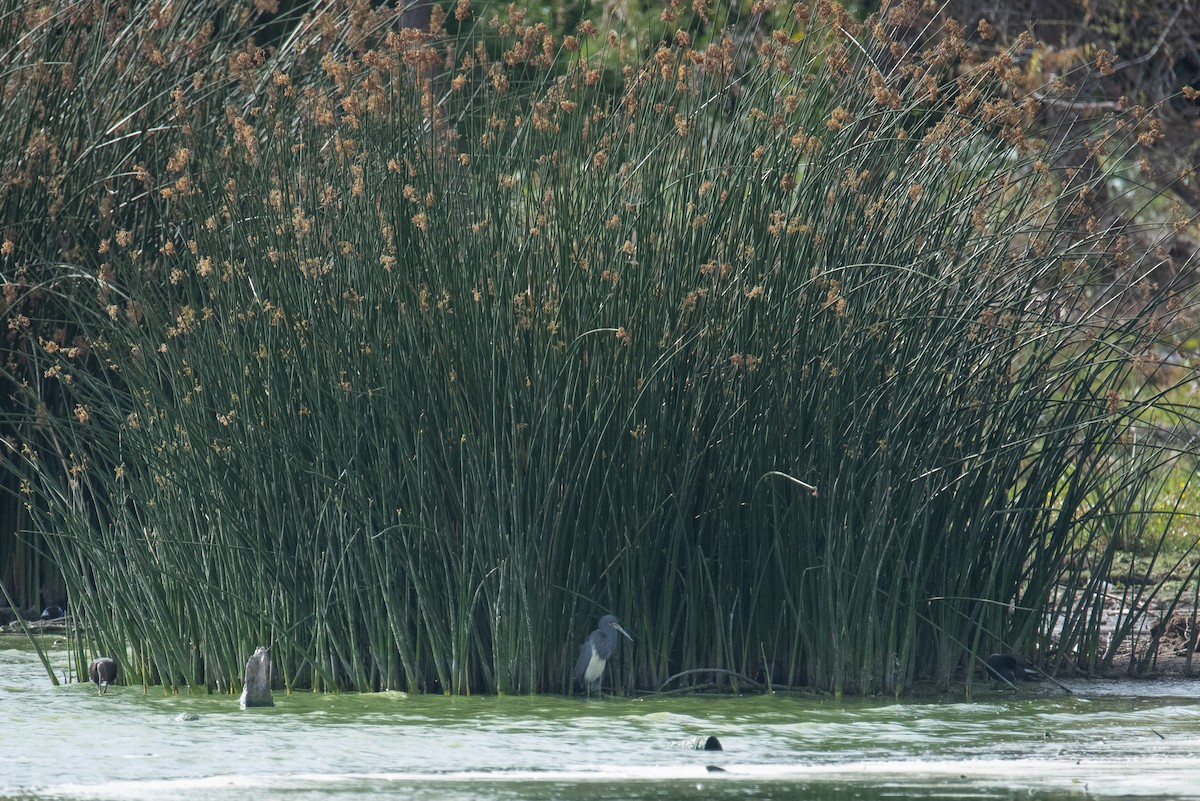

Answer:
[583,653,606,684]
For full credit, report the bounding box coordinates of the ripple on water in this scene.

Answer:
[4,644,1200,801]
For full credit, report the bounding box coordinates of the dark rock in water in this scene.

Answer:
[703,736,723,751]
[240,646,274,708]
[706,765,727,773]
[40,606,65,620]
[984,653,1038,684]
[174,712,200,722]
[88,657,118,694]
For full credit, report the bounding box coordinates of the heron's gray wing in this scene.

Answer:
[574,636,595,686]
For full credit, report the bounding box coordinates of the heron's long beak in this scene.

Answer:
[613,622,633,641]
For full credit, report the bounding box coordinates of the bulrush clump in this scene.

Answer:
[4,0,1196,700]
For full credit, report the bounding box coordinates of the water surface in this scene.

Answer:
[2,640,1198,800]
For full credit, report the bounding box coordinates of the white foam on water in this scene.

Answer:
[42,756,1200,800]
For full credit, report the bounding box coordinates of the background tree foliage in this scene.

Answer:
[947,0,1200,285]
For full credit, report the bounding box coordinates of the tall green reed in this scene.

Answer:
[3,0,1198,695]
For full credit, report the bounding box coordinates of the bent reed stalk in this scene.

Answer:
[2,0,1198,696]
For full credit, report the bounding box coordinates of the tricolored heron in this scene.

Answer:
[88,657,117,694]
[240,646,274,708]
[575,614,632,696]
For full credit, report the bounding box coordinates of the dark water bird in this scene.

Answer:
[88,657,118,694]
[983,653,1037,685]
[240,646,274,708]
[575,614,632,696]
[676,735,724,751]
[40,606,65,620]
